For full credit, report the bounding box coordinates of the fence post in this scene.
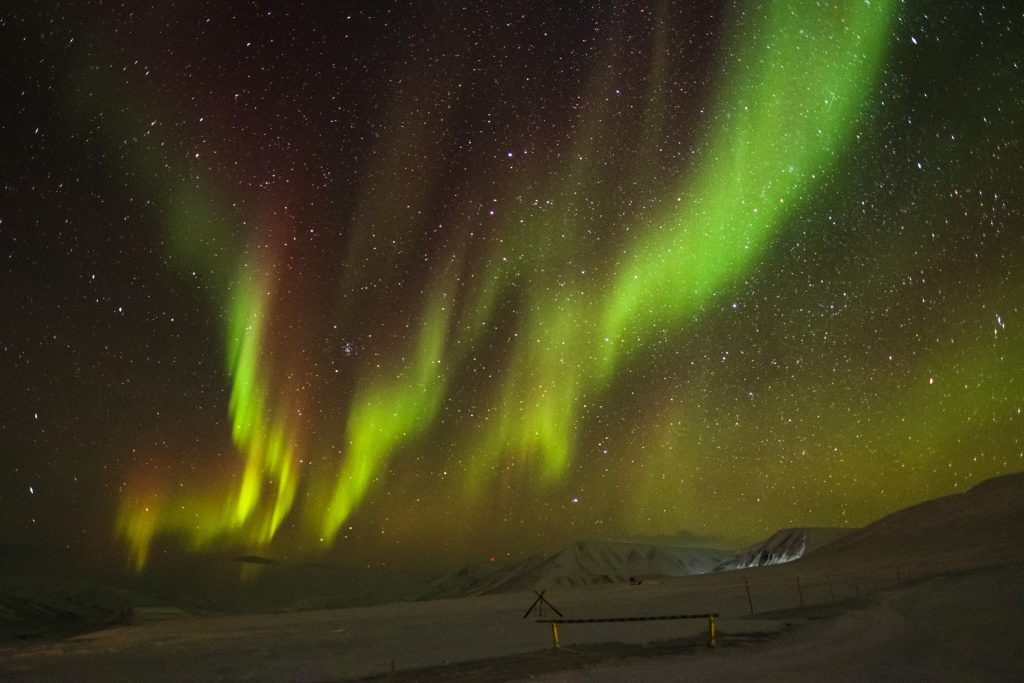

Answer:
[550,621,560,649]
[708,614,717,648]
[796,575,804,607]
[744,577,754,615]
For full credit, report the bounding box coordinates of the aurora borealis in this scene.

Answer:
[3,1,1022,572]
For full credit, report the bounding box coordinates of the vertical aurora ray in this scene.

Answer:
[319,284,453,540]
[599,0,897,375]
[117,198,305,567]
[222,255,302,543]
[464,305,583,489]
[456,34,629,492]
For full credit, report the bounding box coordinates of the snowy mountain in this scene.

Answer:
[427,541,733,597]
[798,472,1024,570]
[714,527,852,571]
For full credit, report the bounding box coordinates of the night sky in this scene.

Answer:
[2,1,1022,573]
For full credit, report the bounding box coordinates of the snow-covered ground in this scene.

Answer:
[0,560,1020,681]
[526,564,1024,682]
[0,472,1021,680]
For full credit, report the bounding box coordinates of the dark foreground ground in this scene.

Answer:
[1,561,1020,681]
[364,564,1024,682]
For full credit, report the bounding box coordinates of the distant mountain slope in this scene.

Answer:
[714,527,852,571]
[800,471,1024,570]
[428,541,733,597]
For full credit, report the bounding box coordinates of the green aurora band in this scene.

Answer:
[115,0,915,568]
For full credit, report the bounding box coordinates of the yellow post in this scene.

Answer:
[551,621,560,648]
[708,614,717,648]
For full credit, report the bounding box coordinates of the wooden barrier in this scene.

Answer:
[538,613,719,648]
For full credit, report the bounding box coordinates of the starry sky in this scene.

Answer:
[2,1,1022,573]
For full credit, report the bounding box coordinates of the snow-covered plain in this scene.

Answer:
[526,564,1024,682]
[1,472,1021,681]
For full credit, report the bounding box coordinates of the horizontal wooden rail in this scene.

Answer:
[537,612,717,624]
[537,613,719,648]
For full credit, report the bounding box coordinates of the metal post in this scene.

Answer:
[744,577,754,616]
[708,614,717,648]
[551,621,560,648]
[796,575,804,607]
